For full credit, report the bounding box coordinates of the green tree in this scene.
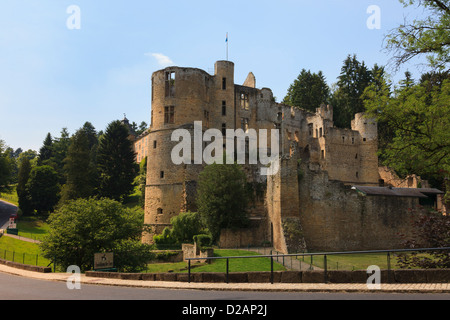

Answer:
[135,156,147,208]
[363,75,450,196]
[37,133,53,166]
[196,163,249,242]
[16,157,33,215]
[40,198,152,272]
[131,121,149,136]
[170,211,205,244]
[51,128,71,182]
[385,0,450,71]
[97,120,137,202]
[283,69,330,112]
[0,140,13,194]
[27,165,60,215]
[60,126,98,203]
[330,54,377,128]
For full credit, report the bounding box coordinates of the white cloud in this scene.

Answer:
[146,53,174,67]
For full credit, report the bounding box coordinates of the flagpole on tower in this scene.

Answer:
[226,32,228,61]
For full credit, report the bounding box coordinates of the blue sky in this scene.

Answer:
[0,0,429,152]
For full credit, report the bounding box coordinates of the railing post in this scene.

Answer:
[270,256,274,284]
[226,258,229,284]
[188,259,191,283]
[324,255,328,283]
[387,252,391,283]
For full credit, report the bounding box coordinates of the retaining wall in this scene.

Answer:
[85,269,450,284]
[0,258,52,273]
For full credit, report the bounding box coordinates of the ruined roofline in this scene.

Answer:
[152,65,212,78]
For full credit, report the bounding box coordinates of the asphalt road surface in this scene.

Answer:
[0,272,448,301]
[0,200,17,229]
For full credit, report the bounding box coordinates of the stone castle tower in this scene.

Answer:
[143,61,238,243]
[142,60,393,252]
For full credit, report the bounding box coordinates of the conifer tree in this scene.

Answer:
[38,133,53,165]
[61,126,98,202]
[17,157,33,215]
[283,69,330,112]
[97,120,137,202]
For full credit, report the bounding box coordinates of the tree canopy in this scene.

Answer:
[283,69,330,112]
[196,162,249,242]
[330,54,383,128]
[40,198,151,272]
[385,0,450,72]
[97,120,137,202]
[363,70,450,197]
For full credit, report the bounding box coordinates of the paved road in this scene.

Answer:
[0,200,17,229]
[0,272,448,301]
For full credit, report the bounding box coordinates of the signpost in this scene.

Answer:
[9,217,16,229]
[94,252,115,271]
[7,214,18,235]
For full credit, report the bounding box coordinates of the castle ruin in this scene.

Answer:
[142,60,444,253]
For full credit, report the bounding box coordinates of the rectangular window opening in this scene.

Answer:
[222,101,227,116]
[240,92,249,110]
[165,71,176,97]
[164,106,175,124]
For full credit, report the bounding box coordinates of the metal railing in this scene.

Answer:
[186,247,450,284]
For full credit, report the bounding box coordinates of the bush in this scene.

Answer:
[153,227,177,246]
[193,234,212,249]
[170,211,204,244]
[114,240,154,272]
[398,207,450,269]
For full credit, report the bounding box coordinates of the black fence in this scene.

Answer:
[186,247,450,284]
[1,248,51,267]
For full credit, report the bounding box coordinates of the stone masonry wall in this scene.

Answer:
[297,161,418,251]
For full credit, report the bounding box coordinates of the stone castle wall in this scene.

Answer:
[143,60,419,253]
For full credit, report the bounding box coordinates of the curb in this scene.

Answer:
[1,263,450,294]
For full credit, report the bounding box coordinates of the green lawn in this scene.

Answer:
[17,217,50,241]
[0,185,18,206]
[299,252,408,270]
[0,235,51,267]
[145,249,286,273]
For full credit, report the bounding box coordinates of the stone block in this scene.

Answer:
[201,272,226,283]
[227,272,248,283]
[351,270,369,283]
[247,272,281,283]
[280,271,302,283]
[394,269,428,283]
[327,270,352,283]
[160,273,178,282]
[302,270,325,283]
[425,269,450,283]
[176,273,190,282]
[119,273,142,280]
[141,273,156,281]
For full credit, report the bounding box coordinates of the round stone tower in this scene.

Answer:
[351,113,379,185]
[143,65,222,243]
